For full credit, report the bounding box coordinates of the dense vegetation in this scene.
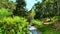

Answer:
[0,0,60,34]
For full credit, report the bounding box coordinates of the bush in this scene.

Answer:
[32,19,43,28]
[52,16,58,22]
[0,8,11,19]
[0,16,28,34]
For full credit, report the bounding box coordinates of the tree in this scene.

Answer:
[54,0,60,21]
[0,0,16,13]
[13,0,27,17]
[34,2,44,19]
[27,9,36,25]
[34,0,56,19]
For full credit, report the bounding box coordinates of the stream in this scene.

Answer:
[28,26,42,34]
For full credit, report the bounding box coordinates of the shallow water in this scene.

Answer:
[28,26,41,34]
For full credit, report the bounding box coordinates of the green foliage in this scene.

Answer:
[0,8,11,18]
[0,0,60,34]
[0,0,16,12]
[34,2,43,19]
[45,18,51,22]
[34,0,58,19]
[13,0,27,17]
[32,19,43,28]
[42,28,60,34]
[30,9,36,19]
[52,16,58,22]
[0,16,28,34]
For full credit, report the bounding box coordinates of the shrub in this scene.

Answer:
[52,16,58,22]
[32,19,43,28]
[0,8,11,19]
[0,16,28,34]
